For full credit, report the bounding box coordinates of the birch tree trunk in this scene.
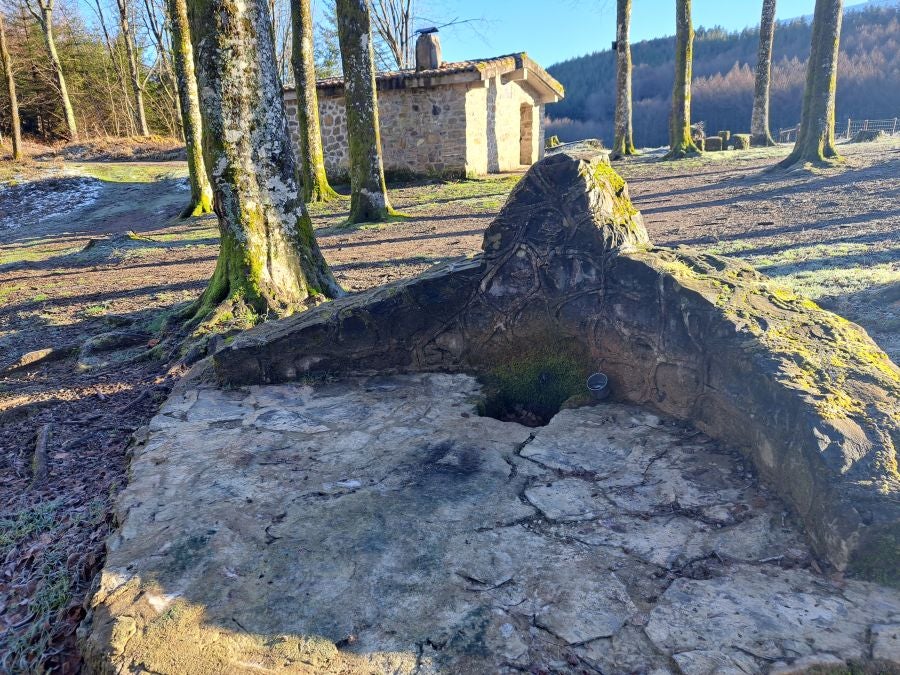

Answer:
[186,0,342,325]
[168,0,213,215]
[0,13,23,160]
[751,0,777,146]
[611,0,636,159]
[29,0,78,140]
[115,0,150,136]
[780,0,843,166]
[665,0,700,159]
[335,0,395,224]
[290,0,339,202]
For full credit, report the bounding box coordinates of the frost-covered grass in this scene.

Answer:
[0,177,103,231]
[616,144,792,178]
[0,497,107,672]
[706,239,900,302]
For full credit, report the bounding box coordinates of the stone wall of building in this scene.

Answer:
[317,97,349,171]
[284,78,546,178]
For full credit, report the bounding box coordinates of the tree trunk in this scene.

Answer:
[187,0,342,325]
[34,2,78,140]
[751,0,777,146]
[665,0,700,159]
[167,0,213,215]
[780,0,843,166]
[116,0,150,136]
[92,0,130,135]
[290,0,339,202]
[0,13,23,160]
[335,0,395,223]
[611,0,636,159]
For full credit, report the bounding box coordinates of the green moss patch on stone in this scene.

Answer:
[849,522,900,588]
[581,160,639,221]
[644,247,900,425]
[476,336,591,426]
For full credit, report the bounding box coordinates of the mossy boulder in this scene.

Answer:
[216,148,900,585]
[704,136,723,152]
[718,130,731,143]
[730,133,751,150]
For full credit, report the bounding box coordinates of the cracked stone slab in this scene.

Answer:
[81,374,900,674]
[645,566,900,663]
[872,624,900,662]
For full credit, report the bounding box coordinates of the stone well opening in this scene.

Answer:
[474,336,592,427]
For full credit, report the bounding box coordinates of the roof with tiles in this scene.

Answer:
[285,52,564,100]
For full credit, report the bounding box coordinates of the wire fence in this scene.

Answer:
[778,126,800,143]
[843,117,899,137]
[779,117,900,143]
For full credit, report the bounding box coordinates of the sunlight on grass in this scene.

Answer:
[618,144,793,179]
[67,162,188,184]
[83,304,108,317]
[0,244,82,267]
[774,263,900,301]
[704,240,900,302]
[150,224,218,243]
[0,283,21,303]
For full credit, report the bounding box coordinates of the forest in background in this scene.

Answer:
[547,5,900,147]
[0,0,345,142]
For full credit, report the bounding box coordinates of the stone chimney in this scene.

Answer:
[415,28,442,71]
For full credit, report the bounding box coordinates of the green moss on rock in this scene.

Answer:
[586,162,639,218]
[477,337,591,426]
[849,522,900,588]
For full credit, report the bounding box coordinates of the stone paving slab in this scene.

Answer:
[81,373,900,674]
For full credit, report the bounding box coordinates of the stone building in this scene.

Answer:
[283,32,564,178]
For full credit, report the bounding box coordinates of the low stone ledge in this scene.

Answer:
[215,148,900,583]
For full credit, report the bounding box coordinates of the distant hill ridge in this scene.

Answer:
[546,4,900,147]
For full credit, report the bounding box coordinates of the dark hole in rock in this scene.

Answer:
[475,338,593,427]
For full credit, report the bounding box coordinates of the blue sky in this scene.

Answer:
[422,0,867,66]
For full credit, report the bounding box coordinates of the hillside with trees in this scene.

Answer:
[547,5,900,146]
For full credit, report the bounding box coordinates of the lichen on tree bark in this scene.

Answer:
[167,0,213,216]
[751,0,777,147]
[665,0,700,159]
[290,0,339,203]
[611,0,637,159]
[335,0,396,224]
[780,0,844,167]
[186,0,342,326]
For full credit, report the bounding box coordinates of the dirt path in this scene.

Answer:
[1,139,898,671]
